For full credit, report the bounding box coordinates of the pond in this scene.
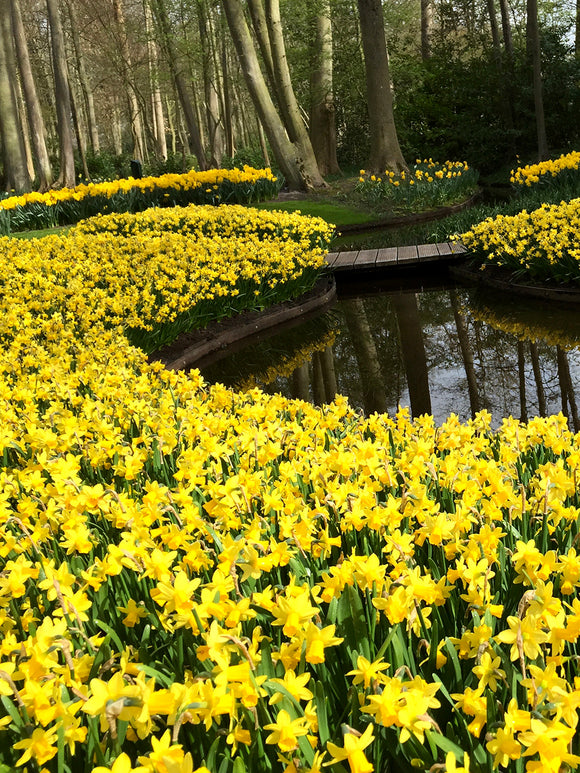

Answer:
[195,275,580,429]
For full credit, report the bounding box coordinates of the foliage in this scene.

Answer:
[355,160,479,212]
[0,167,282,235]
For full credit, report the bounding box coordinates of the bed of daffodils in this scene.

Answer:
[510,151,580,189]
[2,200,580,773]
[0,166,280,235]
[458,197,580,285]
[355,160,478,211]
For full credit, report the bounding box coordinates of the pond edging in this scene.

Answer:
[450,260,580,304]
[150,274,337,371]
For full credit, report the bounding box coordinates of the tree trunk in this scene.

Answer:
[145,0,167,160]
[66,0,99,153]
[557,346,579,432]
[342,298,388,415]
[246,0,276,92]
[529,341,546,416]
[256,117,271,166]
[292,363,310,402]
[498,0,514,64]
[450,290,480,418]
[526,0,548,160]
[221,0,313,190]
[10,0,52,189]
[221,27,235,157]
[312,353,326,406]
[0,1,31,192]
[517,340,528,423]
[264,0,326,186]
[46,0,76,187]
[391,292,432,417]
[112,0,145,162]
[319,346,338,402]
[310,0,340,176]
[421,0,433,61]
[151,0,207,169]
[357,0,407,174]
[69,75,90,179]
[198,0,225,166]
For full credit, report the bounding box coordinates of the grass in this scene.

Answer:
[253,198,375,226]
[8,225,70,240]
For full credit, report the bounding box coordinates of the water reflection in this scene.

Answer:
[198,284,580,428]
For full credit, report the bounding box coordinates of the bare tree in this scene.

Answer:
[46,0,76,187]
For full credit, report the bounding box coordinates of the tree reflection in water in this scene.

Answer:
[198,284,580,428]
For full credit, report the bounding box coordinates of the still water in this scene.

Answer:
[196,279,580,428]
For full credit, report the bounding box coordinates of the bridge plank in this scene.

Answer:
[436,242,453,256]
[332,250,360,270]
[397,245,419,263]
[375,247,398,265]
[417,243,439,259]
[355,249,378,267]
[325,242,468,271]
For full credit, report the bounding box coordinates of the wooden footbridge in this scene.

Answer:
[325,241,467,272]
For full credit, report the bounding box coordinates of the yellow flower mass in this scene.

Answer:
[0,193,580,773]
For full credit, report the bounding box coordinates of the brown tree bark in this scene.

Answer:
[10,0,52,189]
[357,0,407,174]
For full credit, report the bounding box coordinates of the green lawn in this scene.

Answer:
[253,199,375,226]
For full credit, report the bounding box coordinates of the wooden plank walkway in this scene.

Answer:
[325,242,467,272]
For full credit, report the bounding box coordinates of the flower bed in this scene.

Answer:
[1,205,580,773]
[355,160,478,211]
[511,151,580,188]
[458,197,580,285]
[0,166,281,235]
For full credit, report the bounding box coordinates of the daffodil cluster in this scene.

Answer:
[511,151,580,188]
[459,197,580,284]
[0,166,281,235]
[355,160,478,211]
[2,202,580,773]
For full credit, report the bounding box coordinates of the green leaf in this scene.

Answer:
[428,730,467,761]
[95,619,124,653]
[336,586,371,661]
[315,681,330,746]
